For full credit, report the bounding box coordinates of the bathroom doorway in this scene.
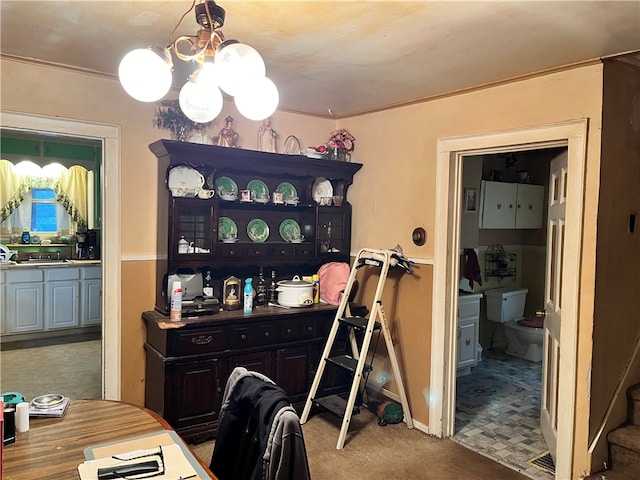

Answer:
[452,148,564,479]
[430,120,588,480]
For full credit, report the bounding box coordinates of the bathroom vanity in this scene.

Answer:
[457,293,483,376]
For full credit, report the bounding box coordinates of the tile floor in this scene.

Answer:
[453,348,554,480]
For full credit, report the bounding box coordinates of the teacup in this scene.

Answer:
[240,189,252,202]
[319,196,332,206]
[290,234,304,243]
[272,191,284,204]
[198,189,215,199]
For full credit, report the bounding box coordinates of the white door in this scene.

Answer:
[541,154,567,461]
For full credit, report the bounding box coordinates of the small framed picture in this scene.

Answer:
[464,188,478,213]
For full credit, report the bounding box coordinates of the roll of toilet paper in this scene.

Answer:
[15,402,29,432]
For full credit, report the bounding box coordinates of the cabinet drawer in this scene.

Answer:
[271,245,294,258]
[277,317,316,342]
[458,299,480,318]
[228,326,252,349]
[46,267,80,281]
[219,245,244,259]
[246,244,268,259]
[172,327,226,355]
[294,245,314,258]
[7,269,43,282]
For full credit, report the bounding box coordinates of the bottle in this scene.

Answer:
[312,274,320,303]
[170,281,182,321]
[203,270,214,297]
[178,236,189,254]
[244,278,253,314]
[21,229,30,245]
[256,268,267,306]
[268,270,277,304]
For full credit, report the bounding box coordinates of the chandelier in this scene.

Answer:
[118,1,279,122]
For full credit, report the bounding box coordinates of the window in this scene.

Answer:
[30,188,58,233]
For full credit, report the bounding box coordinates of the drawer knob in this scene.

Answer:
[465,339,471,346]
[229,250,236,256]
[191,335,213,345]
[255,250,262,256]
[264,331,270,337]
[307,326,313,332]
[241,334,247,340]
[286,328,293,334]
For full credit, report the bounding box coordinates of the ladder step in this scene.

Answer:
[326,355,372,374]
[312,395,360,419]
[339,316,381,331]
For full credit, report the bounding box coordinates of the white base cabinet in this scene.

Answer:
[457,293,482,376]
[480,181,545,229]
[4,265,100,339]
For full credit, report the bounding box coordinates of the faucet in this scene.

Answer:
[56,250,61,260]
[37,240,43,259]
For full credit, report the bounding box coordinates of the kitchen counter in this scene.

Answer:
[0,259,101,269]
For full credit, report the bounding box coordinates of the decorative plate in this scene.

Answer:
[312,177,333,203]
[215,176,238,201]
[247,179,269,203]
[218,217,238,241]
[279,219,302,242]
[276,182,298,204]
[168,166,205,190]
[247,218,269,242]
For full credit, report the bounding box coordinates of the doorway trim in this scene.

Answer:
[429,119,588,480]
[2,110,122,400]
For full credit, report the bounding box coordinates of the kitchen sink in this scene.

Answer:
[18,258,70,265]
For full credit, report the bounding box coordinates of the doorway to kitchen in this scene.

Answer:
[429,120,588,480]
[1,111,121,400]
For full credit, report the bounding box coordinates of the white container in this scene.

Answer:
[485,287,528,323]
[170,281,182,321]
[276,276,314,307]
[15,402,29,432]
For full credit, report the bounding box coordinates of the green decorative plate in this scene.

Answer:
[218,217,238,241]
[276,182,298,203]
[215,176,238,200]
[279,219,302,242]
[247,179,269,203]
[247,218,269,242]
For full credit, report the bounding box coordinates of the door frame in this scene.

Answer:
[1,110,122,400]
[429,120,588,480]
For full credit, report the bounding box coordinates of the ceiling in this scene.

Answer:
[1,1,639,118]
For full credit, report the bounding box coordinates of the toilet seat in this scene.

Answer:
[516,316,544,329]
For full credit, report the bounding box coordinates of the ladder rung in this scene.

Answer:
[326,355,372,374]
[339,316,381,331]
[312,395,360,419]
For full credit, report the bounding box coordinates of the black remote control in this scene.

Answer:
[97,460,160,479]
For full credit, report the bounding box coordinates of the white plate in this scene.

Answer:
[312,177,333,203]
[168,166,205,191]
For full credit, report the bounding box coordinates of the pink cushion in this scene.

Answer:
[318,262,351,305]
[517,316,544,328]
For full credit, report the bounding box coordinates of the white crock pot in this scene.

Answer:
[276,275,314,307]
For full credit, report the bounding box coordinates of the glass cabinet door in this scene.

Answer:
[169,198,217,268]
[317,206,351,260]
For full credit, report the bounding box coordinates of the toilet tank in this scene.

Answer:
[485,287,528,323]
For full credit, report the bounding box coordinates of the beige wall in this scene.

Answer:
[2,56,613,476]
[589,59,640,471]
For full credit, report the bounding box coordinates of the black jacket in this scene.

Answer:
[210,367,311,480]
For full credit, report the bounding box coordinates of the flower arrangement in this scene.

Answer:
[327,128,355,152]
[153,100,211,141]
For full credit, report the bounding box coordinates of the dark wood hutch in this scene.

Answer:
[142,140,362,442]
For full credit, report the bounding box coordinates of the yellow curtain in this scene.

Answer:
[0,159,29,222]
[56,165,88,228]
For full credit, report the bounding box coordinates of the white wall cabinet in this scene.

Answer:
[81,266,102,326]
[479,180,545,229]
[457,293,482,376]
[45,268,80,330]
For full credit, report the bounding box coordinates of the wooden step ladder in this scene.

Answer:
[300,247,414,449]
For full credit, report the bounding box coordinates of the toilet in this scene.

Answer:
[485,287,544,362]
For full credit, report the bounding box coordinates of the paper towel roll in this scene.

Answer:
[15,402,29,432]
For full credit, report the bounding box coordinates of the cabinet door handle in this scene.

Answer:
[517,204,521,209]
[466,339,471,346]
[457,328,460,339]
[528,204,533,210]
[216,378,222,393]
[191,335,213,345]
[496,203,502,210]
[509,204,513,209]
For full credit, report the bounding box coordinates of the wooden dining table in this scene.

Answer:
[2,399,216,479]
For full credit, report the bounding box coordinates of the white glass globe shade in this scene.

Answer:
[234,77,279,121]
[215,43,266,96]
[179,80,223,123]
[118,48,172,102]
